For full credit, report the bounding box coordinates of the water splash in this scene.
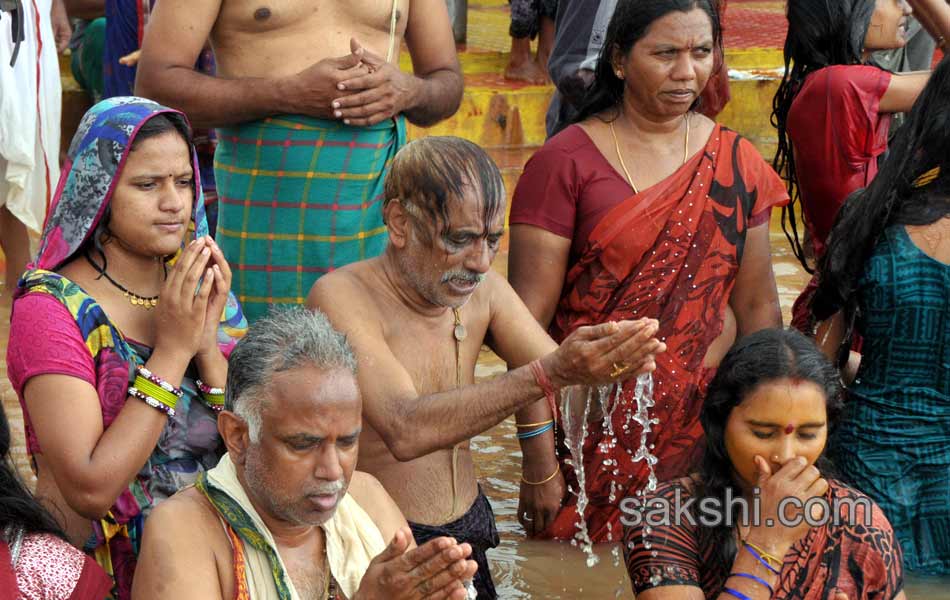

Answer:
[559,384,597,566]
[559,372,658,569]
[629,373,659,494]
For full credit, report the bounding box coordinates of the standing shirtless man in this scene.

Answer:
[308,137,665,598]
[135,0,463,321]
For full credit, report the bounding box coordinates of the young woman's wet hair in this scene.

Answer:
[694,328,843,573]
[771,0,878,271]
[812,55,950,360]
[571,0,723,124]
[0,406,67,540]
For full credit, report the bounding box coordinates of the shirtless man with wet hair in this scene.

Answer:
[134,0,463,322]
[308,136,665,598]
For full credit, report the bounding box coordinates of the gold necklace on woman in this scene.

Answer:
[610,113,690,194]
[85,252,163,309]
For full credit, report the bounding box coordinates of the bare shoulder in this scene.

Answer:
[134,487,230,599]
[346,471,408,545]
[484,268,524,310]
[307,261,378,314]
[145,487,222,542]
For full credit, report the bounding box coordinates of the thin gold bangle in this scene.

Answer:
[515,419,555,428]
[521,465,561,486]
[744,541,783,567]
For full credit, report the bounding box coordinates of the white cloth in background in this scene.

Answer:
[0,0,61,232]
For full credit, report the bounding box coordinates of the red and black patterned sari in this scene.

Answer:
[541,126,788,543]
[623,479,904,598]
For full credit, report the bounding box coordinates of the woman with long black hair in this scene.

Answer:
[623,329,906,599]
[772,0,950,331]
[1,406,113,599]
[812,55,950,574]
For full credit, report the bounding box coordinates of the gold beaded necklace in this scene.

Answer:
[85,252,162,309]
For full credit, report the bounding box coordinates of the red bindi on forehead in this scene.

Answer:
[784,423,795,434]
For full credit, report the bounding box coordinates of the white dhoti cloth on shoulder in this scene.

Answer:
[199,453,387,600]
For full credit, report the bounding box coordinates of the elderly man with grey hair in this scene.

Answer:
[133,307,479,600]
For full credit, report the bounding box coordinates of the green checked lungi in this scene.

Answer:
[214,115,406,322]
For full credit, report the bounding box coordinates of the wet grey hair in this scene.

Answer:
[382,136,506,243]
[226,306,357,442]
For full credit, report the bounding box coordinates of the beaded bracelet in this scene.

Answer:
[722,587,752,600]
[521,464,560,486]
[128,386,176,418]
[742,541,781,575]
[728,572,774,595]
[196,379,224,396]
[137,366,184,398]
[195,379,226,412]
[516,421,554,440]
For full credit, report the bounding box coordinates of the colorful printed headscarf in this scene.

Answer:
[23,96,245,348]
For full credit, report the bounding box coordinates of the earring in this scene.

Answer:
[615,70,624,79]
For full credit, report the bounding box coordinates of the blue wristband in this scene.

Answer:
[729,572,774,594]
[722,587,752,600]
[516,422,554,439]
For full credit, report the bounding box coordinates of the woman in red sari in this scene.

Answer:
[509,0,788,543]
[772,0,950,331]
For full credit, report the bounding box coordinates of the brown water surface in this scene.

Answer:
[1,216,946,598]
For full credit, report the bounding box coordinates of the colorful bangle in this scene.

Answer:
[134,375,181,411]
[200,392,225,412]
[196,379,225,396]
[516,422,554,440]
[722,587,752,600]
[515,419,554,428]
[742,542,781,575]
[521,464,560,486]
[528,359,558,420]
[137,366,183,398]
[128,386,176,418]
[195,379,226,412]
[728,572,774,594]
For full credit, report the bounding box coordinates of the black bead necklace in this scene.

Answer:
[85,252,164,309]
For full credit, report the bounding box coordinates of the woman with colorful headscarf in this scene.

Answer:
[6,97,247,598]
